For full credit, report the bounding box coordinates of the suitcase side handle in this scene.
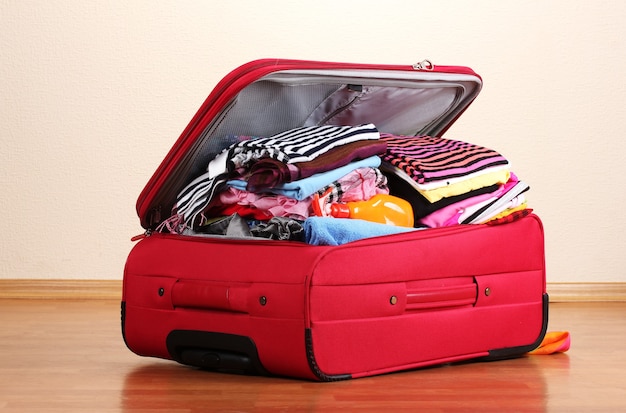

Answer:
[171,280,249,313]
[405,283,478,311]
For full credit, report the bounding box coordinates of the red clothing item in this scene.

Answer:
[211,204,273,220]
[245,140,387,191]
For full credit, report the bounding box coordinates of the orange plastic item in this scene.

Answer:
[315,193,414,227]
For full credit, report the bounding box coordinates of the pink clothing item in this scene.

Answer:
[420,192,495,228]
[330,167,389,203]
[217,188,312,221]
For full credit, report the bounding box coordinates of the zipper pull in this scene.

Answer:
[412,60,434,71]
[131,229,152,242]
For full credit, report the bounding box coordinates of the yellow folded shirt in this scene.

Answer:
[419,169,511,203]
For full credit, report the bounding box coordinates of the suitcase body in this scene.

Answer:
[122,59,548,380]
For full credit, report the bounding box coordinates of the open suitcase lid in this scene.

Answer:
[136,59,482,229]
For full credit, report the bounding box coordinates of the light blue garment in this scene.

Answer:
[304,216,418,246]
[227,156,382,201]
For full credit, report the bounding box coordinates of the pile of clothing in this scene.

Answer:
[162,124,417,244]
[160,124,530,245]
[380,133,530,228]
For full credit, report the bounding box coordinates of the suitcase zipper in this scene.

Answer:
[412,60,434,71]
[131,229,152,241]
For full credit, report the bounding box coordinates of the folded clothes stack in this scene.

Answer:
[162,124,401,244]
[380,133,531,228]
[159,125,531,244]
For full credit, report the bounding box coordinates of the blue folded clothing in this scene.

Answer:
[304,216,419,246]
[227,156,381,201]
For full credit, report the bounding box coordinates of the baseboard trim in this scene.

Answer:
[547,282,626,302]
[0,279,122,300]
[0,280,625,302]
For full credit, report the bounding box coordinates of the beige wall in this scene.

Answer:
[1,1,625,282]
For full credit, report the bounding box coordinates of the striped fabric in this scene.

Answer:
[175,124,380,227]
[229,124,380,167]
[380,133,510,190]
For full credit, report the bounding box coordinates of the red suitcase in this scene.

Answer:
[122,59,548,381]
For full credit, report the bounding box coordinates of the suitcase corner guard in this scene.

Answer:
[483,292,550,361]
[305,329,352,382]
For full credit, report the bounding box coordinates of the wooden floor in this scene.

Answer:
[0,300,624,412]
